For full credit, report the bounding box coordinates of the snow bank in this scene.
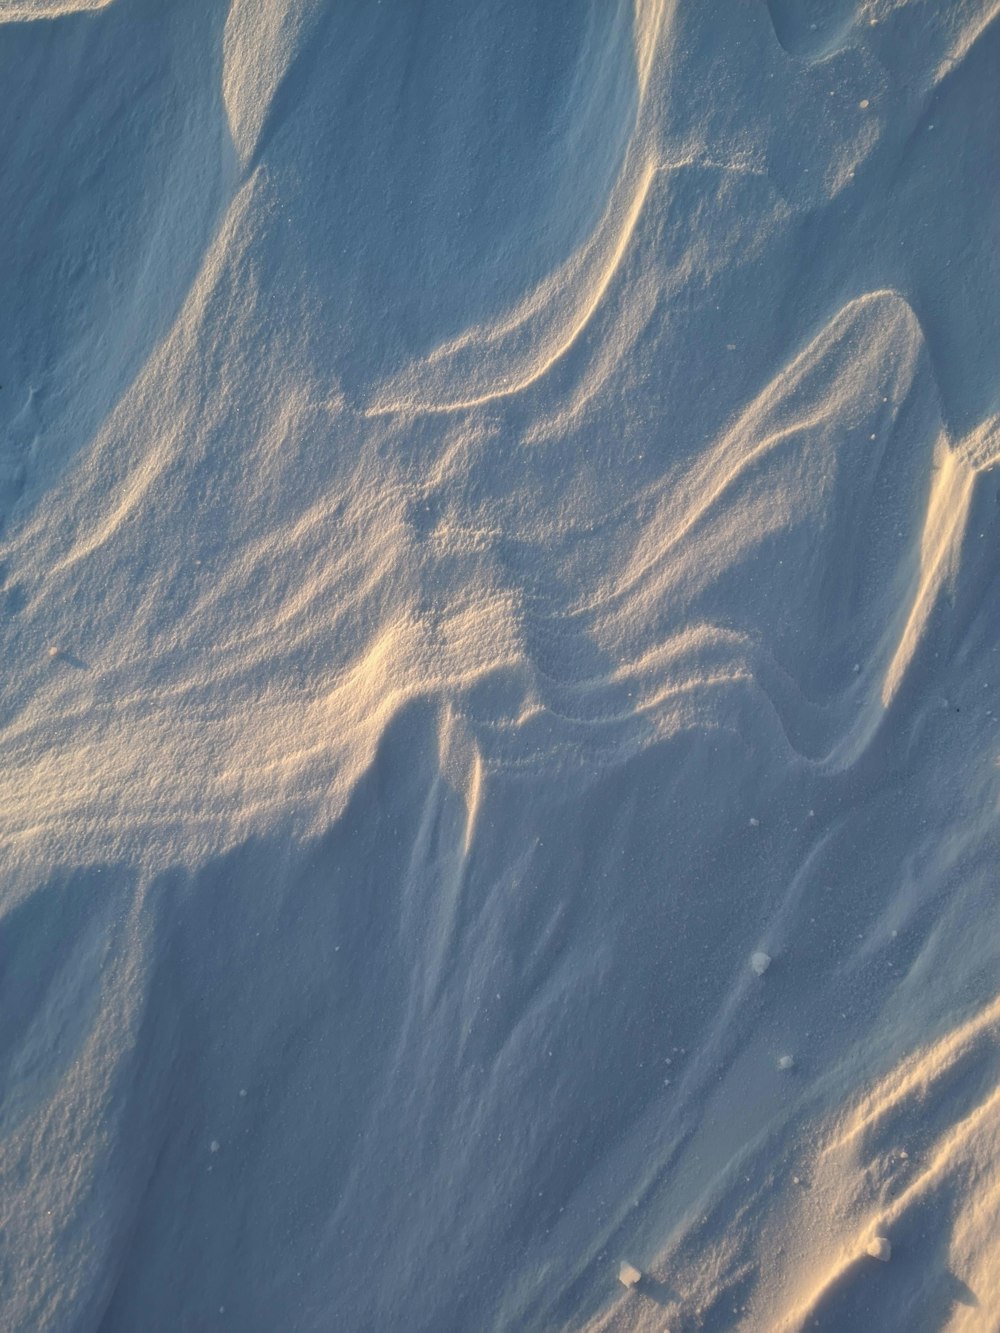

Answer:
[2,1,999,1330]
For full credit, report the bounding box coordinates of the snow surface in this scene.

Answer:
[2,1,1000,1330]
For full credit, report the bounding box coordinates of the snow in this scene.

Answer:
[618,1261,642,1289]
[866,1236,892,1263]
[2,2,999,1330]
[750,950,772,976]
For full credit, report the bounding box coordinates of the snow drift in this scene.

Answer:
[2,1,1000,1329]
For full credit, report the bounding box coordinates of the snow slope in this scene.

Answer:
[2,1,1000,1329]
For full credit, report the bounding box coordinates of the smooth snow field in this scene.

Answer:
[2,2,1000,1329]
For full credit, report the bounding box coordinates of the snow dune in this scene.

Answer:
[1,1,999,1329]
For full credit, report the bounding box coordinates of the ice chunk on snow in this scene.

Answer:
[750,951,771,975]
[866,1236,891,1262]
[776,1054,795,1071]
[618,1260,642,1288]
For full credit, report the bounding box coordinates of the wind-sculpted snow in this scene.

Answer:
[0,0,113,17]
[1,1,1000,1330]
[764,0,858,59]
